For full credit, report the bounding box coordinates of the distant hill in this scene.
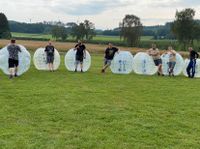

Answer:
[8,20,200,40]
[9,21,55,34]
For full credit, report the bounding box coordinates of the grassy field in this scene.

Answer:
[0,53,200,148]
[12,32,52,40]
[11,32,153,42]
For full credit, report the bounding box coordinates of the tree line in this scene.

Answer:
[1,8,200,49]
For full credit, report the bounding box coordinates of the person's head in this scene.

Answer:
[78,40,82,45]
[168,46,173,51]
[188,47,193,52]
[108,43,113,49]
[48,40,52,46]
[152,44,156,50]
[11,39,16,45]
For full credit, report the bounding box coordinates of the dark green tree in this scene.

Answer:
[84,20,96,40]
[0,13,11,39]
[51,26,68,41]
[120,14,143,46]
[171,8,196,48]
[71,20,96,40]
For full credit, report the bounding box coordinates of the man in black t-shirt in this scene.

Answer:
[7,39,21,79]
[74,40,86,72]
[187,47,199,78]
[101,43,119,73]
[45,41,55,72]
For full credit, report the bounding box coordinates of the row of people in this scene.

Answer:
[3,39,199,79]
[147,44,199,78]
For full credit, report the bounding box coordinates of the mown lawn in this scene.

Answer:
[0,54,200,149]
[11,32,153,42]
[11,32,52,40]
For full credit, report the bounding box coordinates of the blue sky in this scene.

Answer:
[0,0,200,29]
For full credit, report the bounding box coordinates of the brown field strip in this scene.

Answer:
[0,39,188,57]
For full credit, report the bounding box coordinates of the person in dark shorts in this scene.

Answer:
[45,41,55,72]
[147,44,164,76]
[187,47,199,78]
[74,40,86,72]
[7,39,21,79]
[101,43,119,73]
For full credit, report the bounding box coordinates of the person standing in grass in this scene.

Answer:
[166,46,176,77]
[45,41,55,72]
[101,43,119,73]
[7,39,21,79]
[74,40,86,72]
[187,47,199,78]
[147,44,164,76]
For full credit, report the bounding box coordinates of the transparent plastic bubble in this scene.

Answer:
[161,53,184,76]
[0,45,31,76]
[110,51,134,74]
[33,48,60,70]
[65,48,91,72]
[183,59,200,78]
[133,52,158,75]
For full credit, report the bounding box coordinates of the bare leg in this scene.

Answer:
[15,67,18,77]
[80,63,83,72]
[48,63,51,71]
[75,62,78,72]
[102,63,110,73]
[9,68,15,79]
[50,63,54,71]
[158,64,163,75]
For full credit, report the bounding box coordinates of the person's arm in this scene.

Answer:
[73,44,77,51]
[104,48,108,58]
[7,46,10,52]
[153,49,160,56]
[172,50,176,56]
[75,44,78,48]
[53,47,55,56]
[83,45,86,58]
[196,51,199,59]
[17,46,22,52]
[74,44,79,50]
[83,49,86,59]
[147,49,151,55]
[45,46,47,52]
[116,48,120,54]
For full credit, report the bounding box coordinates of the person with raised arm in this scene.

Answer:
[45,40,55,72]
[74,40,86,72]
[101,43,119,73]
[147,44,164,76]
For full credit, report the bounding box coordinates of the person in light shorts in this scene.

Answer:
[166,46,176,76]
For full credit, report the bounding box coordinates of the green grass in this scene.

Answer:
[12,32,153,42]
[0,54,200,148]
[12,32,52,39]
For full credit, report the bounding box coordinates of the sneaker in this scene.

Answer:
[14,74,18,77]
[9,75,13,79]
[101,69,105,73]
